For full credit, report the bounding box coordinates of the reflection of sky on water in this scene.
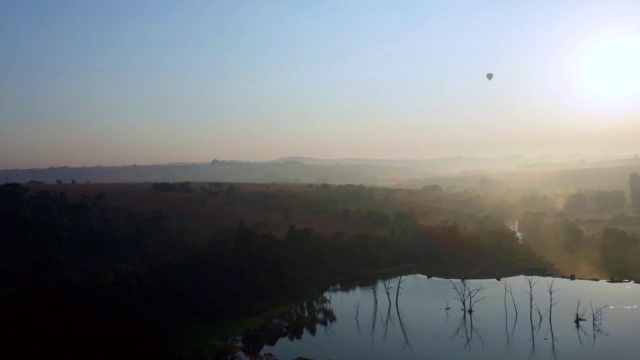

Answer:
[262,275,640,360]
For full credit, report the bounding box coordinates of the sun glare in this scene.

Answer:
[577,34,640,114]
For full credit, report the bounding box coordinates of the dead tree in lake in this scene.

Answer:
[372,283,378,305]
[447,278,488,350]
[380,279,393,342]
[501,279,518,319]
[501,280,509,322]
[534,304,543,332]
[395,289,413,352]
[452,310,485,350]
[450,279,485,316]
[501,280,511,347]
[381,278,393,304]
[370,283,378,347]
[546,279,558,354]
[524,276,539,352]
[354,301,361,336]
[574,299,587,324]
[395,276,405,304]
[501,278,518,345]
[382,298,393,341]
[508,282,518,321]
[450,279,469,315]
[574,299,588,345]
[590,302,608,345]
[467,285,486,314]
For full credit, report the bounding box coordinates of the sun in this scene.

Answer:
[577,34,640,114]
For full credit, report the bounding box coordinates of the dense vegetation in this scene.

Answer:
[2,176,638,358]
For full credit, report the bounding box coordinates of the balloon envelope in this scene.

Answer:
[486,73,493,81]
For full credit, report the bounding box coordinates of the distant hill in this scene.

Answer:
[3,155,640,191]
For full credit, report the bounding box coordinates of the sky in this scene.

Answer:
[2,0,640,169]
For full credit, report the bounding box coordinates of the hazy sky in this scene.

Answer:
[2,1,640,168]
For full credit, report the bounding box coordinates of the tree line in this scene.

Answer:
[0,182,551,358]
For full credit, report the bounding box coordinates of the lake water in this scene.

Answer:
[236,275,640,360]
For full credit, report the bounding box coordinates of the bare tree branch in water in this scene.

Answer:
[575,319,587,346]
[468,286,486,314]
[574,299,587,324]
[372,283,378,307]
[450,278,486,317]
[450,279,469,315]
[395,294,413,352]
[508,282,518,321]
[501,281,511,348]
[452,313,485,350]
[395,276,405,304]
[450,278,485,316]
[546,279,558,356]
[534,304,543,332]
[501,279,517,348]
[382,300,393,341]
[524,276,539,353]
[574,299,588,346]
[370,282,378,348]
[590,302,609,346]
[501,280,509,321]
[354,301,361,336]
[448,278,486,351]
[503,279,519,345]
[382,278,393,304]
[590,302,607,325]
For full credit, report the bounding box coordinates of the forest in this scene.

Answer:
[1,174,639,358]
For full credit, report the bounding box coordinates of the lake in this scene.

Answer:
[232,275,640,360]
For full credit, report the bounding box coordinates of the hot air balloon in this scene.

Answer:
[486,73,493,81]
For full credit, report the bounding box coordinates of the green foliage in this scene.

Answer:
[592,190,626,211]
[561,220,585,251]
[601,227,639,277]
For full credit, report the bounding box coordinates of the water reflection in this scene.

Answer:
[395,287,413,351]
[373,276,413,351]
[353,301,361,336]
[452,313,485,350]
[382,299,393,341]
[370,282,378,348]
[590,302,609,346]
[240,295,336,355]
[238,276,640,360]
[524,276,539,353]
[546,279,558,359]
[500,279,518,350]
[575,317,588,346]
[448,278,486,350]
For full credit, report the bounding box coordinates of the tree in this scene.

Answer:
[593,190,626,211]
[629,173,640,211]
[564,191,587,214]
[601,227,639,276]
